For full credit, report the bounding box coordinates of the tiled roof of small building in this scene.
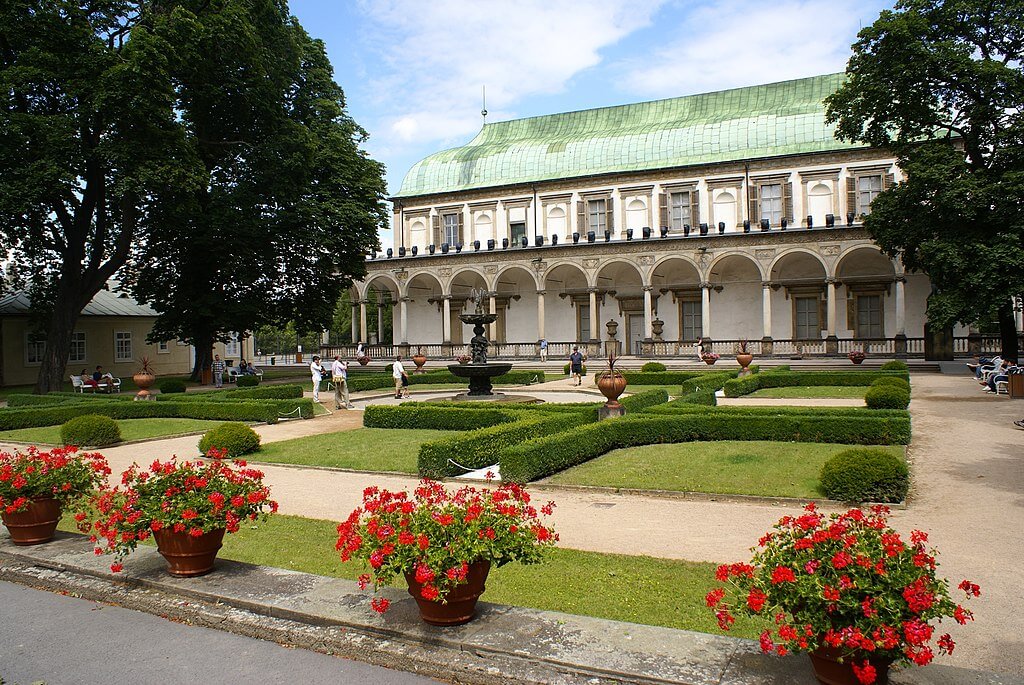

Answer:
[0,286,158,317]
[396,73,861,198]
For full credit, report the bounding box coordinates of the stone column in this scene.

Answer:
[589,289,599,340]
[488,294,497,341]
[700,283,712,339]
[350,302,358,344]
[442,297,452,344]
[376,294,384,343]
[359,300,368,343]
[894,276,906,335]
[399,297,409,345]
[536,290,546,340]
[761,281,773,339]
[643,286,654,339]
[825,278,839,356]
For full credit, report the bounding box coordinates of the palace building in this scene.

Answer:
[348,73,966,360]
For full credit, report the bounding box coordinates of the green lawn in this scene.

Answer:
[252,427,453,473]
[0,418,225,446]
[54,513,764,638]
[544,441,905,498]
[746,386,868,399]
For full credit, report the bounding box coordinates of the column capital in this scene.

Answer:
[642,285,654,293]
[826,277,838,286]
[536,289,547,296]
[399,296,412,303]
[761,281,773,289]
[894,275,907,284]
[700,282,712,290]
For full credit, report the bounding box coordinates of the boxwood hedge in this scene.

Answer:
[820,448,909,503]
[723,370,911,397]
[362,405,519,431]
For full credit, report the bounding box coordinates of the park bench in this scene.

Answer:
[70,375,121,393]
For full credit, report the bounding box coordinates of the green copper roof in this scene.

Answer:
[396,73,862,198]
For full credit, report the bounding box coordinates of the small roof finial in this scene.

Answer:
[481,85,488,124]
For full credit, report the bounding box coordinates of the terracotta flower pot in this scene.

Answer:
[152,527,226,577]
[357,356,370,366]
[597,372,628,408]
[703,358,718,365]
[849,357,865,365]
[405,560,491,626]
[0,497,61,546]
[133,372,156,399]
[736,353,754,369]
[412,354,428,373]
[809,646,892,685]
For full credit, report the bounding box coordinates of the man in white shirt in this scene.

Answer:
[331,355,353,409]
[310,355,325,402]
[392,355,408,399]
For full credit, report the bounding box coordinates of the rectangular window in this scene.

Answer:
[114,331,133,362]
[856,295,884,338]
[578,304,591,341]
[670,192,691,230]
[509,221,527,243]
[68,331,86,363]
[157,340,169,354]
[857,175,882,216]
[794,297,821,340]
[680,300,702,342]
[25,334,46,366]
[587,199,606,234]
[759,183,783,226]
[443,213,460,246]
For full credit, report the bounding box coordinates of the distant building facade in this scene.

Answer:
[349,74,972,359]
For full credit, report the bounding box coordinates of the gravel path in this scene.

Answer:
[2,373,1019,675]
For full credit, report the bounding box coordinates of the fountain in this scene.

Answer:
[446,289,513,399]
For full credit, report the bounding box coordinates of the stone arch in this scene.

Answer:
[495,264,540,291]
[706,253,763,340]
[543,262,588,293]
[493,265,540,343]
[651,257,704,343]
[593,259,645,289]
[449,267,489,296]
[706,251,765,282]
[404,271,444,299]
[768,249,828,283]
[835,246,895,279]
[359,273,401,301]
[835,246,897,340]
[544,262,591,343]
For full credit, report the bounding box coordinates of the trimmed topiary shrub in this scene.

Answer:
[879,360,909,371]
[563,362,588,376]
[640,362,667,372]
[820,448,909,503]
[865,384,910,410]
[158,379,187,394]
[198,422,261,457]
[60,414,122,447]
[236,374,260,387]
[871,376,911,392]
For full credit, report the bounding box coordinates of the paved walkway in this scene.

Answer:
[2,373,1020,676]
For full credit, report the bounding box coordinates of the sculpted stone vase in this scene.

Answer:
[736,353,754,369]
[133,372,156,399]
[597,372,628,408]
[405,560,491,626]
[0,497,61,545]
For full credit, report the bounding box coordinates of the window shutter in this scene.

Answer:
[846,177,857,217]
[747,185,758,221]
[432,214,441,245]
[689,190,700,225]
[658,192,668,228]
[456,211,464,245]
[605,197,614,230]
[577,200,585,232]
[883,173,895,190]
[783,182,794,222]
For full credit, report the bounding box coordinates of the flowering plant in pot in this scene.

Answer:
[133,356,157,398]
[336,477,558,625]
[706,504,980,685]
[595,351,627,409]
[456,354,471,365]
[82,449,278,576]
[848,350,867,365]
[701,351,721,365]
[0,446,110,545]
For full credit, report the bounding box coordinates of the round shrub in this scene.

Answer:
[236,374,260,387]
[198,422,261,457]
[879,360,909,371]
[641,362,667,372]
[562,362,588,376]
[871,376,911,392]
[820,448,909,503]
[61,414,122,447]
[158,379,187,394]
[864,383,910,409]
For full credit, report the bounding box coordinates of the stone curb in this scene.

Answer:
[1,532,1016,685]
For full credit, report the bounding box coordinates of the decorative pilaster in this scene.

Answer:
[700,283,712,340]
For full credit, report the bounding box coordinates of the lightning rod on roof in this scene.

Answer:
[481,85,487,124]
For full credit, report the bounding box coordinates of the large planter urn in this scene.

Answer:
[357,355,371,366]
[412,352,428,373]
[596,372,628,409]
[405,560,491,626]
[605,319,619,339]
[736,353,754,370]
[0,497,61,545]
[152,527,226,577]
[809,647,893,685]
[703,357,718,366]
[133,372,156,399]
[651,318,665,341]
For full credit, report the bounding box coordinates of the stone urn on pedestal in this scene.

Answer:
[596,351,627,420]
[651,318,665,341]
[735,339,754,374]
[411,347,428,374]
[133,357,156,400]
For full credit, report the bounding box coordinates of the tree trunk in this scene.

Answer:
[190,332,214,383]
[998,302,1020,362]
[34,293,82,394]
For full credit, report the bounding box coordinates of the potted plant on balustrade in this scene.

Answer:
[848,349,867,365]
[0,447,110,546]
[595,350,628,412]
[735,339,754,372]
[706,503,980,685]
[336,476,558,626]
[701,351,721,366]
[82,449,277,577]
[456,353,471,365]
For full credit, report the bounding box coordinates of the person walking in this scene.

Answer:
[332,355,353,409]
[539,338,548,362]
[568,346,584,387]
[309,355,325,402]
[392,355,409,399]
[212,354,225,388]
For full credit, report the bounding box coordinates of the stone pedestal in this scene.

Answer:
[760,336,773,357]
[598,405,626,421]
[825,335,839,356]
[894,334,907,358]
[926,324,954,361]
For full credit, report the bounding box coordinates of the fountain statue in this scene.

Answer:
[447,288,513,398]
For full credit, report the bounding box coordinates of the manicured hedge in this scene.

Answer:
[235,374,260,387]
[620,388,669,412]
[870,376,911,392]
[640,362,666,372]
[864,384,911,410]
[60,414,122,447]
[820,448,909,503]
[500,412,911,483]
[154,384,306,402]
[6,395,77,407]
[158,379,188,394]
[419,411,591,479]
[620,371,723,386]
[723,370,911,397]
[643,403,909,419]
[679,372,735,394]
[198,422,261,457]
[347,369,545,392]
[363,405,518,431]
[671,389,718,406]
[879,360,909,371]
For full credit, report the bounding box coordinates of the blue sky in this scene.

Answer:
[287,0,895,247]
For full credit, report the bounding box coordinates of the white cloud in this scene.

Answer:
[357,0,667,149]
[616,0,882,98]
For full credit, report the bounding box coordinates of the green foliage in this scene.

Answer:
[723,370,910,397]
[362,405,518,431]
[680,371,737,394]
[865,384,911,410]
[235,374,261,387]
[563,362,588,375]
[620,388,669,412]
[60,415,122,447]
[198,422,261,457]
[158,379,188,394]
[820,448,909,503]
[622,371,720,386]
[672,390,718,406]
[879,360,909,371]
[870,376,911,392]
[640,362,667,372]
